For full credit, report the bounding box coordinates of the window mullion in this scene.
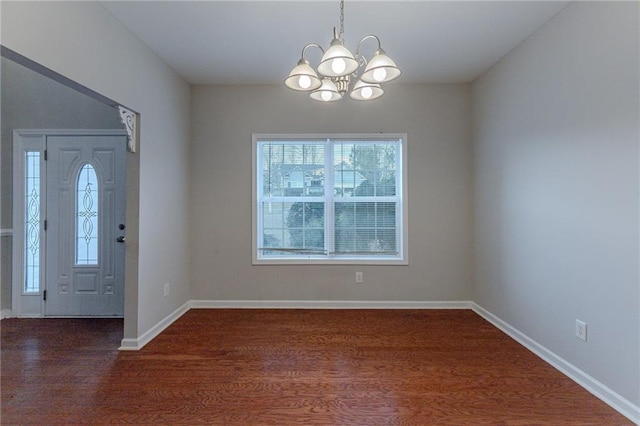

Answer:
[324,139,334,257]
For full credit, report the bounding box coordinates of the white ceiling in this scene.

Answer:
[100,1,569,85]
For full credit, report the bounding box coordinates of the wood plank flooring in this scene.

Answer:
[1,309,632,425]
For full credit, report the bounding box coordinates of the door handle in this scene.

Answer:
[116,236,126,243]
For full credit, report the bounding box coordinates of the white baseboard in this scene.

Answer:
[119,301,190,351]
[190,299,473,310]
[120,300,470,350]
[1,309,14,319]
[471,303,640,424]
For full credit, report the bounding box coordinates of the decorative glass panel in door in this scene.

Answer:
[76,164,99,265]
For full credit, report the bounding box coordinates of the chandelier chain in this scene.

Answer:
[339,0,345,40]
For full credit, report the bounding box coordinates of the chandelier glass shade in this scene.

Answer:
[284,58,322,91]
[360,49,402,84]
[284,0,401,102]
[350,79,383,101]
[310,78,342,102]
[317,36,360,78]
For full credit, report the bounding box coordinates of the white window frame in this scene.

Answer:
[252,133,408,265]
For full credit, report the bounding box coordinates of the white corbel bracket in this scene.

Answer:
[118,106,137,153]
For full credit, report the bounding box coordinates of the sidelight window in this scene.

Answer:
[24,152,41,293]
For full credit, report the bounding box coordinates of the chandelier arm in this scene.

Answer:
[356,34,382,57]
[301,43,325,59]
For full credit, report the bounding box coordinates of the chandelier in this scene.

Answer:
[284,0,401,102]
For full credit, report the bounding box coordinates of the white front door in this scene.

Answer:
[44,134,126,316]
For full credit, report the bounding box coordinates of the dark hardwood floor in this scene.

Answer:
[1,309,632,425]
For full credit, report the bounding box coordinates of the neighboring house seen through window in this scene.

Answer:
[253,134,407,264]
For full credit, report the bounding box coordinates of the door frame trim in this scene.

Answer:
[12,129,128,318]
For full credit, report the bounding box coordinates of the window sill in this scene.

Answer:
[252,257,409,266]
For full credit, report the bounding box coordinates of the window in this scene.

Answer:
[254,134,407,264]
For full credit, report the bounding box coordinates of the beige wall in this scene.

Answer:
[190,84,473,302]
[472,2,639,405]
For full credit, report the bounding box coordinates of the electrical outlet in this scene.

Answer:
[575,319,587,341]
[355,272,363,283]
[164,282,170,297]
